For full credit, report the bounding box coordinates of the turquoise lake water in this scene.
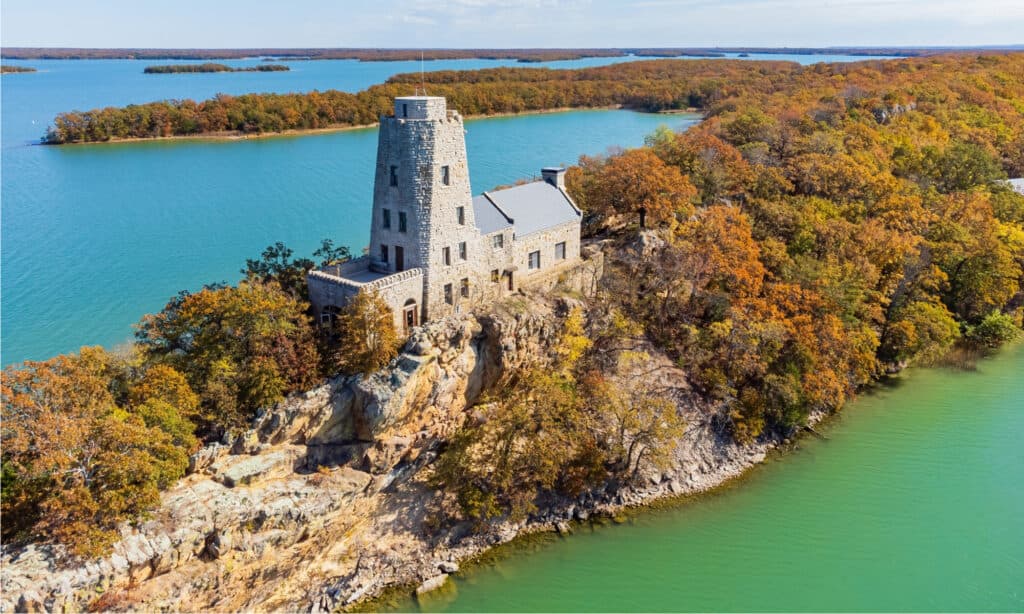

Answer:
[2,53,898,364]
[399,344,1024,612]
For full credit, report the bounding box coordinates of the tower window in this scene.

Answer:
[555,241,566,260]
[444,283,453,304]
[443,246,451,266]
[461,278,470,298]
[459,241,467,260]
[492,234,504,249]
[442,165,451,186]
[456,206,465,225]
[390,165,398,187]
[528,250,541,270]
[380,244,388,263]
[382,208,391,229]
[398,212,407,233]
[402,103,408,118]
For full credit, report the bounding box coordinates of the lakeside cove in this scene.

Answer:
[381,343,1024,613]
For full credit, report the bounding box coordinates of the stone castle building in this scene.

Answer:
[308,96,583,332]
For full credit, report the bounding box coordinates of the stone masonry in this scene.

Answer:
[308,95,583,333]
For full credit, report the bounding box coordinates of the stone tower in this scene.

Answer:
[368,96,481,321]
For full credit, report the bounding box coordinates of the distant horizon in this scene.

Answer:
[4,45,1024,51]
[3,0,1023,49]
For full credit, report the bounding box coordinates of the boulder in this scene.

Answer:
[437,561,459,574]
[415,574,448,595]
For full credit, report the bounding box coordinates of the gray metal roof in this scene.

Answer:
[472,194,513,235]
[475,181,580,238]
[1009,178,1024,195]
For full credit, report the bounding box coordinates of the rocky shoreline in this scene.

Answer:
[1,251,812,613]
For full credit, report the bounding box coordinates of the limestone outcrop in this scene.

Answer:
[1,298,567,613]
[1,276,787,613]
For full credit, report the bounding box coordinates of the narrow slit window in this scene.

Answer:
[456,206,465,225]
[460,278,470,298]
[459,241,467,260]
[398,212,407,233]
[444,283,453,304]
[382,208,391,229]
[380,244,388,263]
[442,246,451,266]
[390,165,398,187]
[442,165,451,186]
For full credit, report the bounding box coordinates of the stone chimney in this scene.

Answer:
[541,167,566,189]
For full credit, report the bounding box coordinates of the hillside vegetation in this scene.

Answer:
[4,53,1023,552]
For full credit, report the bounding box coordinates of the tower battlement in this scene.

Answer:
[393,96,447,121]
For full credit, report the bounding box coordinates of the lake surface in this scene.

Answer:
[2,53,899,364]
[401,345,1024,612]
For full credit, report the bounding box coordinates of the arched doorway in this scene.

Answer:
[402,299,418,333]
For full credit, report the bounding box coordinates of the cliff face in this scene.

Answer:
[1,301,566,613]
[2,252,780,613]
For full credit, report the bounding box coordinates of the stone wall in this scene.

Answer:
[308,261,426,331]
[369,98,485,325]
[512,219,582,283]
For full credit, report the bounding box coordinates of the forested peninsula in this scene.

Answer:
[143,63,289,73]
[1,65,36,73]
[3,53,1024,610]
[41,55,1024,146]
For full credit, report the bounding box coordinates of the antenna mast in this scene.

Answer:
[418,51,427,96]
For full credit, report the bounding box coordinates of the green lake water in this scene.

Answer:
[400,345,1024,612]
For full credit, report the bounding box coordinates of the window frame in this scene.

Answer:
[528,250,541,270]
[390,165,398,187]
[442,165,451,186]
[460,277,470,298]
[444,283,453,304]
[398,211,408,233]
[459,241,467,260]
[380,244,388,263]
[555,241,566,260]
[442,246,451,266]
[492,233,504,249]
[457,206,465,225]
[382,208,391,229]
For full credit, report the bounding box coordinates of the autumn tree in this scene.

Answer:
[135,281,320,433]
[1,348,190,557]
[333,290,401,376]
[568,148,696,229]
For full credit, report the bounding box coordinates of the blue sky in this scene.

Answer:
[2,0,1022,48]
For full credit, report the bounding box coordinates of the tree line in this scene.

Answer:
[43,55,1024,145]
[143,63,290,74]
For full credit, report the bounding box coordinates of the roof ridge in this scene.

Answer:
[557,186,583,216]
[482,191,514,224]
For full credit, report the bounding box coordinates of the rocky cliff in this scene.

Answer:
[1,298,569,613]
[2,259,784,613]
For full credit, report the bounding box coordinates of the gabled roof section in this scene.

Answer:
[472,194,513,235]
[474,180,581,238]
